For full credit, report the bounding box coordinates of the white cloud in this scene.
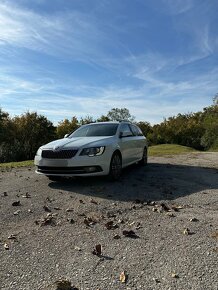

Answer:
[0,1,110,65]
[162,0,194,14]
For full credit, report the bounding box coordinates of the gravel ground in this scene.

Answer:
[0,152,217,290]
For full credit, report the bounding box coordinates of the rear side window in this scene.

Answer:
[120,123,133,136]
[130,125,143,136]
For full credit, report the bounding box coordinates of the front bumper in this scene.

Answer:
[34,152,111,177]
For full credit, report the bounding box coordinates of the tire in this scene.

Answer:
[108,152,122,180]
[47,176,62,181]
[139,147,148,166]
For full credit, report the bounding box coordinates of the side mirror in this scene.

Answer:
[64,134,69,138]
[119,132,123,138]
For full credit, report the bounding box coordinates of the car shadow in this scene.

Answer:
[48,162,218,202]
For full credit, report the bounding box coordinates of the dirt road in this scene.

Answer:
[0,153,218,290]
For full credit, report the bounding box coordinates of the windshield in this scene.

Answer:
[69,123,118,137]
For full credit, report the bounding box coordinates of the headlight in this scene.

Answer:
[36,148,42,156]
[80,146,105,157]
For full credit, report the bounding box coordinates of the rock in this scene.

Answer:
[13,210,21,215]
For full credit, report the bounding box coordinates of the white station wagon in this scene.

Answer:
[34,121,148,181]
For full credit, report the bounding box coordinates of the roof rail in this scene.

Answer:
[119,120,132,123]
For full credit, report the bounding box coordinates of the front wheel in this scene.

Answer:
[139,147,148,166]
[108,152,122,180]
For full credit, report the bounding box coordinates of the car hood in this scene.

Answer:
[41,136,114,150]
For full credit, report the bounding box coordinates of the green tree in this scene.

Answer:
[136,121,153,144]
[107,108,135,122]
[56,116,79,138]
[96,115,110,122]
[79,115,95,125]
[4,112,56,162]
[201,104,218,149]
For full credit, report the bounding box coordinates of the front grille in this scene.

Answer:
[42,149,78,159]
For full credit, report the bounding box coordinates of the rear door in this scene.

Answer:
[130,124,145,160]
[118,123,135,166]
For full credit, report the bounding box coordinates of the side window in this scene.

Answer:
[130,125,144,136]
[136,126,144,136]
[120,123,133,136]
[130,125,138,136]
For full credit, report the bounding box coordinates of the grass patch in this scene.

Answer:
[0,160,34,169]
[209,140,218,152]
[149,144,198,156]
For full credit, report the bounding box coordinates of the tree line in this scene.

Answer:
[0,100,217,163]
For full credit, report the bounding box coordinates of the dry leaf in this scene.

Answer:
[183,228,190,235]
[54,207,61,210]
[8,234,16,240]
[171,273,179,278]
[90,198,98,204]
[105,221,118,230]
[67,218,75,224]
[84,217,96,227]
[66,208,74,212]
[113,234,121,240]
[123,230,139,238]
[92,244,102,256]
[4,243,9,250]
[160,203,170,211]
[55,279,72,290]
[43,205,51,212]
[211,232,218,239]
[21,193,31,198]
[166,212,175,217]
[120,271,127,283]
[189,218,198,222]
[12,201,20,206]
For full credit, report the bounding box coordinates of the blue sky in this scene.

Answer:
[0,0,218,124]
